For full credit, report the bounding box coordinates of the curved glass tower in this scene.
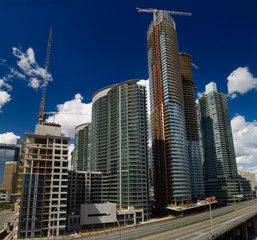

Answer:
[180,53,205,199]
[147,12,191,211]
[91,79,149,219]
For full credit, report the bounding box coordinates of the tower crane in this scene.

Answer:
[136,7,191,21]
[191,63,199,69]
[38,27,53,124]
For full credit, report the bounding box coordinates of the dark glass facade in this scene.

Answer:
[91,79,150,219]
[74,123,91,171]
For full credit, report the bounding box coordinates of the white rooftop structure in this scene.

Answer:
[205,82,217,94]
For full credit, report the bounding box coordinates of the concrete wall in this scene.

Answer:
[35,124,61,136]
[80,203,116,225]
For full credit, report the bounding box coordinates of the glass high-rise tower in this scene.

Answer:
[74,123,91,171]
[179,53,205,199]
[147,12,191,211]
[197,82,251,203]
[91,79,150,219]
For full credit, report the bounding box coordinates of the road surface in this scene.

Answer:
[66,199,256,240]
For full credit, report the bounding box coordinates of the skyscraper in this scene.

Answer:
[179,52,205,199]
[91,79,149,219]
[147,11,191,211]
[17,123,70,238]
[74,123,91,171]
[197,82,251,203]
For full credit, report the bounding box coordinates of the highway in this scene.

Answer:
[69,199,257,240]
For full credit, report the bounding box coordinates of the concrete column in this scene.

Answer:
[253,217,257,236]
[228,229,240,240]
[240,223,248,240]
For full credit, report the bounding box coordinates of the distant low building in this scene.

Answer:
[0,143,21,201]
[239,171,257,189]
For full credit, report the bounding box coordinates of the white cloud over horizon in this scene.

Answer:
[231,114,257,180]
[46,93,92,138]
[0,132,20,144]
[227,67,257,98]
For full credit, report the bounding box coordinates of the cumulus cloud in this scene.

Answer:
[227,67,257,98]
[0,67,15,111]
[0,132,20,144]
[0,46,50,111]
[0,91,11,112]
[46,93,92,138]
[28,78,40,89]
[12,47,52,90]
[231,114,257,179]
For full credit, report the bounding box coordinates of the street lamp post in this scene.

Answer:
[207,202,214,239]
[107,212,121,240]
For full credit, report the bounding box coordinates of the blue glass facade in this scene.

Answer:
[165,102,191,200]
[147,12,191,209]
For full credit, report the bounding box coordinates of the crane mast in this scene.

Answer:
[38,27,53,124]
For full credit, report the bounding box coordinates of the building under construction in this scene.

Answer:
[146,10,191,213]
[180,53,205,199]
[17,123,70,238]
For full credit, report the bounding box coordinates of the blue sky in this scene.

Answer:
[0,0,257,178]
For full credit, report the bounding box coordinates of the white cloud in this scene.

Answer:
[0,132,20,144]
[68,143,74,170]
[0,72,13,112]
[137,79,151,142]
[0,79,12,91]
[12,47,52,90]
[231,114,257,180]
[46,93,92,138]
[0,46,51,111]
[28,78,40,89]
[196,91,203,103]
[227,67,257,98]
[0,90,11,112]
